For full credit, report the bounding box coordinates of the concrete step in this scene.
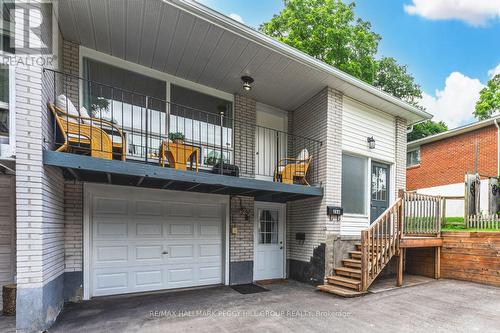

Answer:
[326,275,361,291]
[334,267,361,279]
[342,258,361,269]
[317,284,365,298]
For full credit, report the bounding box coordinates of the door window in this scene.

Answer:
[371,165,388,201]
[258,209,279,244]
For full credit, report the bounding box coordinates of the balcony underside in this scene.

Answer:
[43,150,323,203]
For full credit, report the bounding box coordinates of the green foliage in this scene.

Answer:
[260,0,380,83]
[168,132,185,142]
[261,0,449,141]
[90,96,110,118]
[374,57,422,106]
[474,74,500,120]
[407,120,448,142]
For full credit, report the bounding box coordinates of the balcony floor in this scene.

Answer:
[43,150,323,202]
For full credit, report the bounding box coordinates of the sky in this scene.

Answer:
[197,0,500,129]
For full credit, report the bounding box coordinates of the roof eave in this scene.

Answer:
[168,0,432,124]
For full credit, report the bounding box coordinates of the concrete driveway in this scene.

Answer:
[1,279,496,333]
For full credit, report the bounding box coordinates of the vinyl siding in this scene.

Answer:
[342,98,395,163]
[340,98,398,236]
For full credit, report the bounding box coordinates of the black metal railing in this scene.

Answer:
[43,68,322,186]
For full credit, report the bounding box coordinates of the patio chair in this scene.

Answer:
[49,98,126,161]
[274,148,312,186]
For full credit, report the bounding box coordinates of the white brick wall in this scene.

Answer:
[15,1,66,289]
[287,87,343,263]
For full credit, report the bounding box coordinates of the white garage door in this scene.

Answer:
[88,185,224,297]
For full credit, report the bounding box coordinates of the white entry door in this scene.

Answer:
[254,203,285,281]
[255,103,288,180]
[86,184,225,297]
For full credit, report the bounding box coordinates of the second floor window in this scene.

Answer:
[407,148,420,167]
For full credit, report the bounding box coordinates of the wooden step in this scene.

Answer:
[317,284,365,297]
[326,275,361,290]
[342,258,361,268]
[349,251,361,259]
[334,267,361,279]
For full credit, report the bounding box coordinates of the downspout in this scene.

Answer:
[495,119,500,176]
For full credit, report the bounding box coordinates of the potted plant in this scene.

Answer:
[90,96,110,118]
[169,132,185,144]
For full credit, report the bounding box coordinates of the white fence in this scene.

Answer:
[467,215,500,230]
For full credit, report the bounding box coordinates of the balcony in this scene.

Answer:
[42,69,323,202]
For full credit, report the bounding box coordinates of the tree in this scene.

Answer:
[407,120,448,142]
[474,74,500,120]
[373,57,422,106]
[261,0,448,141]
[260,0,380,83]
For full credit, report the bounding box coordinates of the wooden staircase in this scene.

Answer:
[318,191,443,297]
[317,245,365,297]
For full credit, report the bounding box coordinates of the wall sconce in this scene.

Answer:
[367,136,376,149]
[241,76,254,91]
[236,196,250,221]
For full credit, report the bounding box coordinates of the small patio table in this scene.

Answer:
[159,141,199,172]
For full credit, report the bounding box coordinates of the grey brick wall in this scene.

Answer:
[60,40,80,107]
[64,181,83,272]
[233,95,256,178]
[395,116,407,195]
[230,196,254,262]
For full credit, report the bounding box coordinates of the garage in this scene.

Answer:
[84,184,228,298]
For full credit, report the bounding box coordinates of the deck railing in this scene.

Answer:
[43,68,322,185]
[360,190,444,291]
[402,191,442,235]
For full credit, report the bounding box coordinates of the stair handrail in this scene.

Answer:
[360,196,403,291]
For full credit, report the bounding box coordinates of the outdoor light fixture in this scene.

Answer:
[241,76,254,91]
[367,136,376,149]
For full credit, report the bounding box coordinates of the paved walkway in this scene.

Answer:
[2,279,499,332]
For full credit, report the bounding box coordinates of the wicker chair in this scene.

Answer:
[49,103,126,160]
[274,148,312,186]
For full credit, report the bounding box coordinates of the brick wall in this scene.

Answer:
[60,40,80,107]
[230,196,254,262]
[287,87,342,264]
[233,95,256,178]
[64,181,83,272]
[407,126,498,190]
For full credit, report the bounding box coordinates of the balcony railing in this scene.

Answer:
[43,68,322,186]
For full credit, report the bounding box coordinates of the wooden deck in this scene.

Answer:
[318,191,444,297]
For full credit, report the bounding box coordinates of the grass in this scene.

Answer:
[441,225,500,232]
[441,216,499,232]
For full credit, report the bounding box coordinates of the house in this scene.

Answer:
[0,0,430,331]
[407,116,500,216]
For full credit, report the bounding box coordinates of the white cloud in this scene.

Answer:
[488,63,500,77]
[404,0,500,26]
[420,72,484,128]
[228,13,244,24]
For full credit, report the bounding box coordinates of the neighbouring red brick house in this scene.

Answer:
[407,116,500,215]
